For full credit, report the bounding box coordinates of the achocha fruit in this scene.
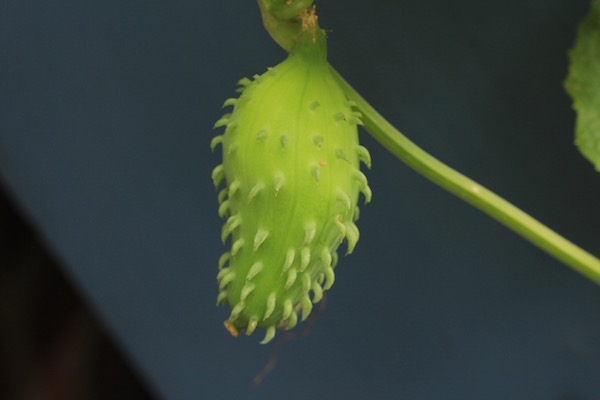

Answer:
[211,10,371,344]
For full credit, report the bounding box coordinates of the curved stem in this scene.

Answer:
[331,66,600,286]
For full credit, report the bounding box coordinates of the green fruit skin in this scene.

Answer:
[212,29,371,343]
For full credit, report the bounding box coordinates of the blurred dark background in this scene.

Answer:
[0,183,155,399]
[1,0,600,399]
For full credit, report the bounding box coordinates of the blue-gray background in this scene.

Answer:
[2,0,600,399]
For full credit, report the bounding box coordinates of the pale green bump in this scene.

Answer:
[319,220,344,261]
[221,214,241,243]
[218,200,230,218]
[231,238,245,257]
[353,170,372,204]
[323,266,335,291]
[273,172,285,196]
[349,111,364,126]
[303,221,317,245]
[211,164,225,188]
[331,251,339,269]
[282,248,295,273]
[248,182,265,204]
[222,97,238,108]
[217,188,228,205]
[240,282,255,302]
[335,147,349,163]
[333,112,346,122]
[210,135,224,151]
[218,252,230,270]
[246,316,259,336]
[260,325,276,344]
[362,184,372,205]
[320,247,332,268]
[219,271,236,291]
[300,294,312,322]
[353,206,360,222]
[264,292,276,320]
[285,268,298,289]
[213,113,231,128]
[311,165,321,182]
[336,189,351,211]
[356,145,372,169]
[300,247,311,272]
[216,267,231,281]
[230,302,245,321]
[311,282,323,303]
[216,291,228,306]
[227,142,239,155]
[313,135,324,148]
[282,298,293,320]
[345,221,359,255]
[301,272,311,294]
[225,121,238,131]
[317,272,325,286]
[237,77,251,87]
[256,128,268,141]
[246,261,263,281]
[228,179,241,198]
[285,310,298,331]
[334,216,347,239]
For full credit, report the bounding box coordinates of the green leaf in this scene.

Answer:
[565,0,600,171]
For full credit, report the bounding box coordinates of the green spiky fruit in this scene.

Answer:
[211,18,371,344]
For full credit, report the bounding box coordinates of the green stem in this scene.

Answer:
[331,66,600,286]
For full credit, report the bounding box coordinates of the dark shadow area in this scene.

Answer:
[0,184,158,400]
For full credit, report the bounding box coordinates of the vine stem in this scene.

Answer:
[256,1,600,286]
[331,66,600,287]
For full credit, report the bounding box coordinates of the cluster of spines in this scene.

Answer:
[211,76,372,344]
[213,208,342,343]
